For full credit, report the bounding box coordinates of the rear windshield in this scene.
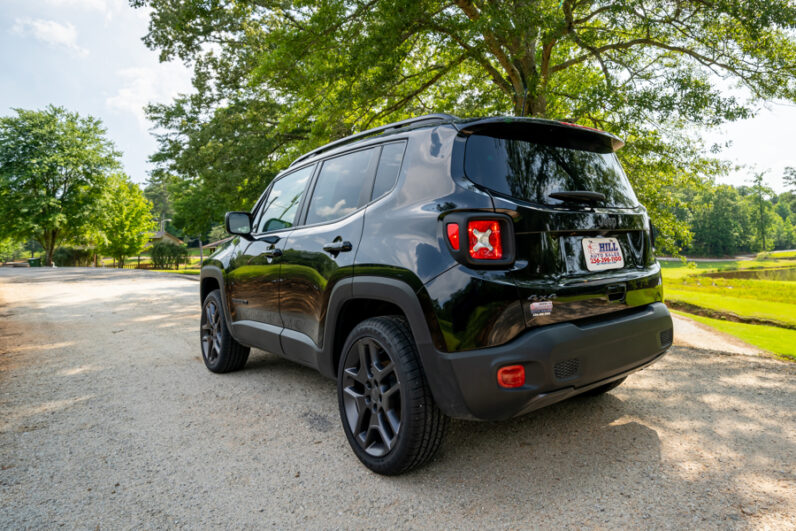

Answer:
[464,131,638,208]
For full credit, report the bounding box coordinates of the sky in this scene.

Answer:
[1,0,794,192]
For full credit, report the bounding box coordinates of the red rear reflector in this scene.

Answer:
[446,223,460,250]
[468,220,503,260]
[497,365,525,388]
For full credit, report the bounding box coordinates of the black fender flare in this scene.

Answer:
[320,276,464,416]
[199,266,241,343]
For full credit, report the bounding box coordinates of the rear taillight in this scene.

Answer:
[467,220,502,260]
[446,223,460,251]
[442,213,514,268]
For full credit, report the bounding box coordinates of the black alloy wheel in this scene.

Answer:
[200,289,250,373]
[341,337,402,457]
[201,297,223,365]
[337,316,448,475]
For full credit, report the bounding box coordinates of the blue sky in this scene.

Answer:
[1,0,794,192]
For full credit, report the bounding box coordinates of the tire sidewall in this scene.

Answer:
[337,319,420,474]
[201,290,229,372]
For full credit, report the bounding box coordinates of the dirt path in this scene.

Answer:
[1,268,795,529]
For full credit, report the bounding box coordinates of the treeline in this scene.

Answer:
[673,171,796,256]
[0,106,155,266]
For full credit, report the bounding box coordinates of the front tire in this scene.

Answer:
[200,289,250,373]
[337,316,448,475]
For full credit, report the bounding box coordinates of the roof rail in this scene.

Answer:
[289,113,459,168]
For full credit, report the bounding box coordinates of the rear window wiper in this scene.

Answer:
[548,191,606,205]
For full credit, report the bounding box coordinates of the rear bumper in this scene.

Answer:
[420,302,673,420]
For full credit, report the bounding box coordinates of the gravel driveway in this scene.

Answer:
[1,268,794,529]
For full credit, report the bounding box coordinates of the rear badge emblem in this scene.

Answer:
[530,301,553,317]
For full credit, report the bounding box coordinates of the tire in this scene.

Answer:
[582,376,627,396]
[337,316,448,475]
[200,289,250,373]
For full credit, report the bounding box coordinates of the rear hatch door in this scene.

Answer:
[459,119,661,328]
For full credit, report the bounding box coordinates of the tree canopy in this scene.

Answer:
[134,0,796,253]
[97,175,157,267]
[0,106,121,265]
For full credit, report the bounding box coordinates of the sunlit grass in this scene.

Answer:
[672,310,796,362]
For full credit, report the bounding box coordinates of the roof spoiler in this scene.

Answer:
[455,117,624,152]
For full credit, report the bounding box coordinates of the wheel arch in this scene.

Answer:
[320,276,440,379]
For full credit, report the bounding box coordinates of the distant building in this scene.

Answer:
[147,230,185,247]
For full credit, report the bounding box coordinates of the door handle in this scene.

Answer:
[263,248,283,258]
[323,241,353,254]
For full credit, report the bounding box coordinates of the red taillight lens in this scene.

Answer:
[497,365,525,388]
[467,220,503,260]
[446,223,460,251]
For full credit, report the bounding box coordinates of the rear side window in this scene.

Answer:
[306,148,378,225]
[257,164,314,233]
[464,132,638,208]
[372,142,406,200]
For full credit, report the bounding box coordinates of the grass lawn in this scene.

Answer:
[672,310,796,362]
[665,288,796,327]
[150,268,200,275]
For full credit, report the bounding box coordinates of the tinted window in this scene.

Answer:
[306,148,377,225]
[464,133,638,208]
[257,164,314,233]
[372,142,406,200]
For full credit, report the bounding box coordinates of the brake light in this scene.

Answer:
[468,220,503,260]
[446,223,460,250]
[497,365,525,388]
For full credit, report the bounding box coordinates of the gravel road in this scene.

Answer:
[1,268,795,529]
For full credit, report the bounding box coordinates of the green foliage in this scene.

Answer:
[97,175,157,267]
[150,241,189,269]
[134,0,796,252]
[0,237,26,262]
[0,106,120,265]
[52,247,94,267]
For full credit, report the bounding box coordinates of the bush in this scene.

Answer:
[52,247,93,267]
[150,242,189,269]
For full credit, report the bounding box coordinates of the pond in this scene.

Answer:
[704,267,796,281]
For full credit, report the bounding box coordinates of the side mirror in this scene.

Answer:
[225,211,253,239]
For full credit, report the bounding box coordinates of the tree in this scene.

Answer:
[134,0,796,254]
[97,175,157,267]
[749,173,775,251]
[0,106,121,265]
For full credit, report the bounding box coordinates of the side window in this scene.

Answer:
[305,148,378,225]
[256,164,314,233]
[372,142,406,200]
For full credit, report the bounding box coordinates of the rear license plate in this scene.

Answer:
[582,237,624,272]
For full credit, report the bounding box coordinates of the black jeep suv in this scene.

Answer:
[199,114,673,475]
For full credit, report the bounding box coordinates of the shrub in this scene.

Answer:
[150,242,189,269]
[52,247,93,267]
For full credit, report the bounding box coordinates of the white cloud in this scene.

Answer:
[106,63,193,129]
[11,18,88,56]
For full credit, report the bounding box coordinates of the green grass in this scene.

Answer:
[757,250,796,260]
[669,276,796,305]
[665,288,796,327]
[672,310,796,362]
[150,268,200,275]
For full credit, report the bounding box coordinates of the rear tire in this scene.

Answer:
[200,289,250,373]
[337,316,448,475]
[582,376,627,396]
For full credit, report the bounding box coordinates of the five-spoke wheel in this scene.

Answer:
[200,289,250,373]
[337,316,448,475]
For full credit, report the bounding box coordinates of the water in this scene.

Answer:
[704,267,796,281]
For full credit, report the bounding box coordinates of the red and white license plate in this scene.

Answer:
[582,237,624,272]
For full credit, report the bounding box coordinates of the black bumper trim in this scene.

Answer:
[416,302,672,420]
